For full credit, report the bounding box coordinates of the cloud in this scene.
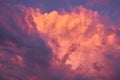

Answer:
[0,3,53,80]
[32,5,120,80]
[0,3,120,80]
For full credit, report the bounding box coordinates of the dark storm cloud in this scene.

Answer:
[0,3,54,80]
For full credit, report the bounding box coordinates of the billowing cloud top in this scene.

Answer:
[0,1,120,80]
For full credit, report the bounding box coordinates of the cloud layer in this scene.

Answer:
[0,3,120,80]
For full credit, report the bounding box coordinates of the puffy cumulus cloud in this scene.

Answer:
[32,5,120,80]
[0,3,120,80]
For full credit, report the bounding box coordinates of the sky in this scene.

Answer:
[1,0,120,25]
[0,0,120,80]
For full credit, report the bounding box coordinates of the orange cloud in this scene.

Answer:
[29,5,120,79]
[0,4,120,80]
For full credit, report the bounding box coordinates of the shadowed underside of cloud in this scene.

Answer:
[0,3,120,80]
[0,3,53,80]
